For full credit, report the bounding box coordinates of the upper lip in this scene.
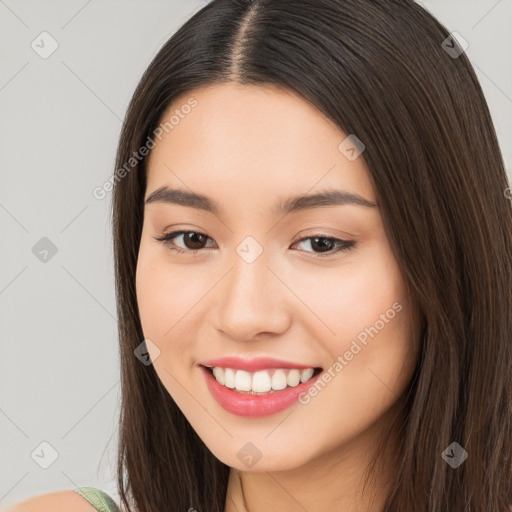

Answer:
[200,356,321,372]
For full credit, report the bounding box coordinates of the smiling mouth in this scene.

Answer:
[201,365,323,395]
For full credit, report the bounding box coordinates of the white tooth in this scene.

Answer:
[300,368,314,383]
[252,370,272,393]
[224,368,236,388]
[235,370,252,391]
[287,369,301,387]
[271,369,288,390]
[212,367,225,385]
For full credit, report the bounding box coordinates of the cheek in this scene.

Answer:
[136,253,168,339]
[135,240,210,359]
[303,244,418,396]
[295,244,408,349]
[135,237,178,349]
[292,255,418,444]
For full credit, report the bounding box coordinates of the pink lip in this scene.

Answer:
[199,365,323,418]
[200,356,318,372]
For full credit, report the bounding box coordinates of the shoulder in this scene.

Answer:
[7,490,99,511]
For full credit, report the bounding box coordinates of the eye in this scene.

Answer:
[292,234,355,257]
[153,230,356,258]
[153,230,215,255]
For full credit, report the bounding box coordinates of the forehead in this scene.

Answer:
[145,82,376,208]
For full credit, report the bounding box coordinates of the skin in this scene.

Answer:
[8,490,97,511]
[136,82,422,512]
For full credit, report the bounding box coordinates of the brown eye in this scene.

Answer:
[292,235,355,257]
[153,230,215,254]
[180,231,209,250]
[153,231,355,258]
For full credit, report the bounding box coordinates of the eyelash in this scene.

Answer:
[153,230,356,258]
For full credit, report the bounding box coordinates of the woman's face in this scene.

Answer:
[136,82,421,471]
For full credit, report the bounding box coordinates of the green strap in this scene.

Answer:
[74,487,121,512]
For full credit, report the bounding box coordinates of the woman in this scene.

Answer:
[11,0,512,510]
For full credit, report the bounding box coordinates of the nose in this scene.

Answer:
[214,252,291,342]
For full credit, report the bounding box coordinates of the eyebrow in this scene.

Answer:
[144,186,377,215]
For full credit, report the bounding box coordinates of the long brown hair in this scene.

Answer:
[111,1,512,510]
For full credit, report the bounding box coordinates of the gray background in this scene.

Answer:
[1,0,511,509]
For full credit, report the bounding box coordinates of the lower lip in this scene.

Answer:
[200,365,323,418]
